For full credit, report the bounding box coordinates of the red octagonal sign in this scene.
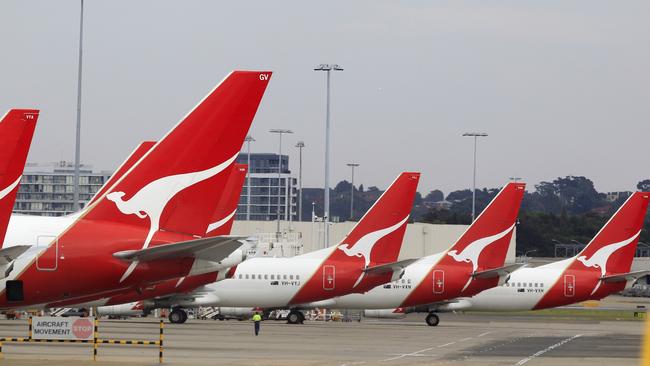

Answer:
[72,318,93,339]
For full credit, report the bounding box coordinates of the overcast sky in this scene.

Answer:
[1,1,648,195]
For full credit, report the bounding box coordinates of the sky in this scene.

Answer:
[1,1,649,196]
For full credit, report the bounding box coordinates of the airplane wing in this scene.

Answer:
[600,270,650,283]
[0,245,31,278]
[0,245,30,265]
[113,236,245,263]
[362,258,419,275]
[472,263,525,279]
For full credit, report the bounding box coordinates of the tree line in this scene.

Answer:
[300,176,650,257]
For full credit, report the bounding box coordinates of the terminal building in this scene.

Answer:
[234,153,298,222]
[13,161,110,216]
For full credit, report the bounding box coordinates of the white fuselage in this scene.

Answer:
[3,214,77,248]
[181,247,337,308]
[446,258,574,311]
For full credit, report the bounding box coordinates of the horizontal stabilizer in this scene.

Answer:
[472,263,525,279]
[600,270,650,283]
[0,245,30,265]
[362,258,419,275]
[113,236,245,263]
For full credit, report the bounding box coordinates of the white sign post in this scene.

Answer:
[32,316,94,340]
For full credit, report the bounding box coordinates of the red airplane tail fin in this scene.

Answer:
[78,71,271,246]
[0,109,39,245]
[205,163,248,236]
[88,141,156,206]
[337,172,421,267]
[574,192,649,275]
[445,182,526,272]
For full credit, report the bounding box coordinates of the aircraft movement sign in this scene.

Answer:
[32,317,94,340]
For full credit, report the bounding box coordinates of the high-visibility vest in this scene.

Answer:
[252,314,262,321]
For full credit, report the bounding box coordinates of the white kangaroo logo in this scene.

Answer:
[107,153,238,282]
[0,176,21,200]
[447,223,515,291]
[576,230,641,295]
[337,216,409,288]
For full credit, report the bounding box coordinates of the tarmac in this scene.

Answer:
[0,298,646,365]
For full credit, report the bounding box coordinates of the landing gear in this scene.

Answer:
[169,308,188,324]
[425,312,439,327]
[286,310,304,324]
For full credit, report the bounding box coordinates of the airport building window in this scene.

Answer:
[238,274,242,279]
[271,275,275,280]
[245,274,249,279]
[283,275,287,280]
[529,283,532,287]
[290,275,294,280]
[264,274,268,280]
[296,275,300,280]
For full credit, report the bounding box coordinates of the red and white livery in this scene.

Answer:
[0,71,272,309]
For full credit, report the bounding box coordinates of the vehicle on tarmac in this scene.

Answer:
[367,191,650,321]
[100,171,421,324]
[0,70,272,310]
[301,181,526,326]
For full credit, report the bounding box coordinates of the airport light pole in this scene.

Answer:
[270,129,293,236]
[462,132,488,222]
[315,63,343,248]
[346,163,359,220]
[73,0,85,211]
[296,141,305,221]
[245,135,255,221]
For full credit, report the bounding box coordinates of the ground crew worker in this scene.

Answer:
[252,311,262,336]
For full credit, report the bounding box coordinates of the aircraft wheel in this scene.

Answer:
[180,309,188,323]
[425,313,439,327]
[287,311,301,324]
[169,309,185,324]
